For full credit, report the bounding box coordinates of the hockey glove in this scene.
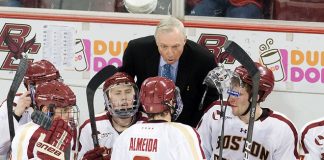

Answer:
[83,146,111,160]
[35,119,72,160]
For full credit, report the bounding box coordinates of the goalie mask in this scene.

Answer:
[140,76,183,121]
[24,59,61,86]
[103,72,139,118]
[34,81,79,129]
[229,62,275,102]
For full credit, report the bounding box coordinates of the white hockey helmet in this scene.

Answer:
[124,0,158,14]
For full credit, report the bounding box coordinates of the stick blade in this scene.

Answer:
[224,40,258,76]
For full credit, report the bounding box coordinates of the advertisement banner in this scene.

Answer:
[0,18,323,93]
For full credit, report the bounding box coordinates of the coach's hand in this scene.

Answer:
[83,146,111,160]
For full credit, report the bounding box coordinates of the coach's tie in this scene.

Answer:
[162,64,173,81]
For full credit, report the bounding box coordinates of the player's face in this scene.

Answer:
[108,84,135,110]
[51,106,79,129]
[156,28,186,65]
[53,106,74,121]
[228,85,250,116]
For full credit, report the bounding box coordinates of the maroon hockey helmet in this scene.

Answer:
[140,76,183,120]
[103,72,139,118]
[24,60,61,85]
[103,72,135,92]
[234,62,274,102]
[35,80,76,108]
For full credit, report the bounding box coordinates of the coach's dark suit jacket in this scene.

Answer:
[119,35,219,127]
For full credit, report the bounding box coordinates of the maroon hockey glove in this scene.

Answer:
[45,118,73,151]
[35,119,73,160]
[83,147,111,160]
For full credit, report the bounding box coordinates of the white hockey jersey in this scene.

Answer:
[77,111,148,159]
[10,121,76,160]
[197,103,299,160]
[0,94,33,158]
[111,120,206,160]
[300,117,324,160]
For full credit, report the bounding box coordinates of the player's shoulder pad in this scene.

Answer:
[169,122,198,136]
[269,110,298,132]
[300,117,324,137]
[79,112,109,131]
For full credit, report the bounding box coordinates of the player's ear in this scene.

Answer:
[41,105,48,112]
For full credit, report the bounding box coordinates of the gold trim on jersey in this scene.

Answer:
[170,123,201,160]
[17,122,34,160]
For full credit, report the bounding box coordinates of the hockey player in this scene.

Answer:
[197,62,299,160]
[300,117,324,160]
[0,59,61,158]
[111,76,206,160]
[10,80,79,159]
[78,72,147,160]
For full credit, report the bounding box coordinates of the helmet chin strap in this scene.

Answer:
[241,96,253,116]
[241,102,251,116]
[241,96,259,116]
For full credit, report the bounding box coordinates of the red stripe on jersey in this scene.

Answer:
[71,129,78,151]
[79,113,109,132]
[0,93,22,108]
[270,113,299,159]
[27,127,46,159]
[77,113,110,151]
[196,100,228,129]
[192,128,206,159]
[300,119,324,154]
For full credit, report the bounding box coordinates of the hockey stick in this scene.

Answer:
[6,56,28,141]
[86,65,117,147]
[218,93,226,159]
[203,64,232,159]
[5,34,36,141]
[224,40,260,160]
